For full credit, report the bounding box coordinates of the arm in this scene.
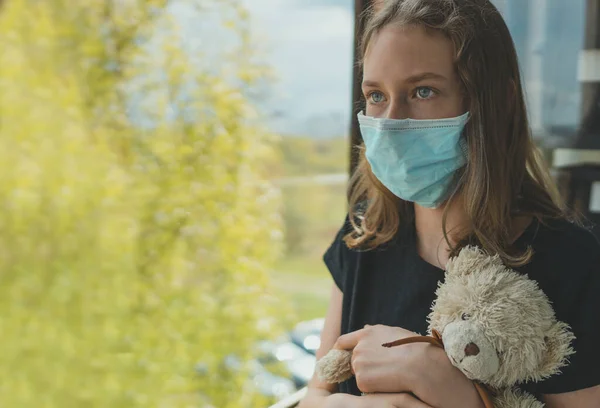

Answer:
[297,284,343,408]
[542,384,600,408]
[298,285,435,408]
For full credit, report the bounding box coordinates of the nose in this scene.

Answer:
[464,342,480,357]
[385,101,410,120]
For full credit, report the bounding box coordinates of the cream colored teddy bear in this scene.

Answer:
[316,246,575,408]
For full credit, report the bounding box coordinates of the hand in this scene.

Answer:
[405,345,486,408]
[322,393,356,408]
[323,393,432,408]
[333,324,423,394]
[335,324,485,408]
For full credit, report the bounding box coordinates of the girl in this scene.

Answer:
[298,0,600,407]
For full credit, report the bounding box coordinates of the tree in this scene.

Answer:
[0,0,285,406]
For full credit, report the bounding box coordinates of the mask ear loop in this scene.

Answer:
[459,137,469,157]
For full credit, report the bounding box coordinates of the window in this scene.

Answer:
[246,0,353,323]
[494,0,587,148]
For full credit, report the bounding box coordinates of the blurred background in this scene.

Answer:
[0,0,598,407]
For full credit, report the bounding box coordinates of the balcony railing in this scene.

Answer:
[268,387,307,408]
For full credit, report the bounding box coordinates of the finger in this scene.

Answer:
[361,393,433,408]
[333,328,365,350]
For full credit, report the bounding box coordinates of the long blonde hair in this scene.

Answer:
[345,0,568,267]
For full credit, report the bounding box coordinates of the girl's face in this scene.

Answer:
[362,24,465,120]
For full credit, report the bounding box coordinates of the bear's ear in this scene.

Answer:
[537,321,576,379]
[445,245,503,276]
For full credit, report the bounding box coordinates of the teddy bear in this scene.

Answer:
[315,246,575,408]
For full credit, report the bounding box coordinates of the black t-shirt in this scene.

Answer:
[323,215,600,397]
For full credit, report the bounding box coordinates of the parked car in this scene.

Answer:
[257,338,316,389]
[248,358,297,401]
[289,318,324,356]
[195,318,325,400]
[196,353,296,401]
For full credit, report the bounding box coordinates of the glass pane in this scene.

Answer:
[247,0,352,317]
[243,0,354,401]
[0,1,351,406]
[494,0,587,148]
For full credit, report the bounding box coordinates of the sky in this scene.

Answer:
[240,0,355,137]
[135,0,353,137]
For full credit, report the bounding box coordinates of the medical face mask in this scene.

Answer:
[357,112,470,208]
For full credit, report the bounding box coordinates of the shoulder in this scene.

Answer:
[524,218,599,280]
[521,218,599,314]
[323,211,372,263]
[322,211,410,290]
[529,217,598,257]
[322,214,361,291]
[519,218,600,394]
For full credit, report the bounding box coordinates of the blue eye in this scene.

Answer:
[415,87,435,99]
[368,91,385,104]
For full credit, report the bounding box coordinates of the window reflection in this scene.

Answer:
[495,0,586,147]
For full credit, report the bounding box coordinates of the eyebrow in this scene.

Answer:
[362,72,448,88]
[405,72,448,83]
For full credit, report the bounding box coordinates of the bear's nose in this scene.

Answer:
[464,342,480,357]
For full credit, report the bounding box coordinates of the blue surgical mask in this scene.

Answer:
[358,112,469,208]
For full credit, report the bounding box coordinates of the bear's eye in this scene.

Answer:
[461,313,471,321]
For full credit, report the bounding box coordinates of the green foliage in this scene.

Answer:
[276,137,348,178]
[280,183,347,255]
[0,1,286,407]
[270,256,332,322]
[268,137,348,323]
[272,136,348,255]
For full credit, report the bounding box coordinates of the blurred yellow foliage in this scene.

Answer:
[0,0,284,406]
